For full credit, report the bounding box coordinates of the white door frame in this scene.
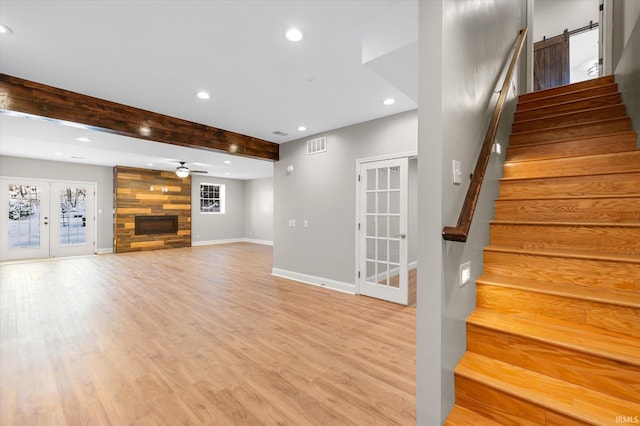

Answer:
[0,176,98,261]
[525,0,613,94]
[355,151,417,303]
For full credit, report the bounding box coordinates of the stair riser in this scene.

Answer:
[512,105,627,133]
[506,133,638,161]
[454,375,548,425]
[517,83,618,112]
[493,198,640,223]
[483,251,640,294]
[467,323,640,403]
[518,76,615,104]
[514,93,622,122]
[510,118,632,145]
[499,172,640,198]
[476,284,640,338]
[490,224,640,255]
[503,151,640,179]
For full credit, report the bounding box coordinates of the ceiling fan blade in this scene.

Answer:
[191,170,208,174]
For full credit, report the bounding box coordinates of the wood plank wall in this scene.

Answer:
[114,166,191,253]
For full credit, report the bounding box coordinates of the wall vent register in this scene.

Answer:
[307,137,327,155]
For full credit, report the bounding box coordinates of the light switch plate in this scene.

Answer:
[453,160,462,185]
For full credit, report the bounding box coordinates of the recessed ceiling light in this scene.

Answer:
[224,160,231,164]
[76,137,91,142]
[196,91,210,100]
[225,172,230,176]
[147,163,154,166]
[285,28,304,42]
[297,126,307,132]
[0,24,13,35]
[383,98,396,106]
[54,152,63,156]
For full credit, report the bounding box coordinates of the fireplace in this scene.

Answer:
[135,215,178,235]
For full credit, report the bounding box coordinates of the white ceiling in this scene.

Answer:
[0,0,418,180]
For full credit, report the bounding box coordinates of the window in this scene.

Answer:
[200,183,225,214]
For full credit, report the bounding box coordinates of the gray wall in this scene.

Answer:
[244,177,274,243]
[533,0,599,42]
[614,5,640,137]
[0,155,114,252]
[191,174,245,243]
[273,110,417,285]
[417,0,525,423]
[612,0,640,71]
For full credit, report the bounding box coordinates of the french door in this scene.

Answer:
[0,178,96,261]
[358,157,409,305]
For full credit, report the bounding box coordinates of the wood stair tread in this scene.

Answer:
[507,129,637,148]
[517,76,615,104]
[500,169,640,182]
[512,104,628,132]
[445,404,502,425]
[477,272,640,309]
[514,92,622,121]
[455,351,640,425]
[491,219,640,227]
[511,116,631,136]
[502,150,640,179]
[497,194,640,201]
[484,244,640,264]
[505,131,638,159]
[516,84,621,113]
[468,308,640,366]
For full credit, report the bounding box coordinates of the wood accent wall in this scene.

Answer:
[114,166,191,253]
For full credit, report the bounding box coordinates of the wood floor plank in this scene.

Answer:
[0,243,416,425]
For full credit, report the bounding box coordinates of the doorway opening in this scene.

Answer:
[355,154,417,306]
[532,0,601,91]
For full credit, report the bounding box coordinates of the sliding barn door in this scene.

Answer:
[534,33,570,91]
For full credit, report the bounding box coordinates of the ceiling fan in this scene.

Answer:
[175,161,208,178]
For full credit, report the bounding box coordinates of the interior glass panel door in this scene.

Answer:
[359,157,408,305]
[0,178,50,260]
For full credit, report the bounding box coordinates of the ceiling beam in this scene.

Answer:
[0,73,279,161]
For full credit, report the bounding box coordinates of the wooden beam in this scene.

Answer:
[0,73,279,161]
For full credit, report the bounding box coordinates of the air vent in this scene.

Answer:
[307,137,327,155]
[273,130,289,136]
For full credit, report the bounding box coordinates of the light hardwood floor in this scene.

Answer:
[0,243,416,425]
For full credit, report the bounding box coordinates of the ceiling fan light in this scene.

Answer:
[176,166,190,178]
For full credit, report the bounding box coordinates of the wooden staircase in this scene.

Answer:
[446,75,640,425]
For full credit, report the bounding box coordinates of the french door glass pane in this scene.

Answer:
[7,184,41,249]
[59,186,87,246]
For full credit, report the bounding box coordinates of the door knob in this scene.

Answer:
[394,233,406,239]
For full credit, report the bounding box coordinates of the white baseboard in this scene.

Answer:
[192,238,273,247]
[244,238,273,246]
[192,238,244,246]
[271,268,356,295]
[96,248,114,254]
